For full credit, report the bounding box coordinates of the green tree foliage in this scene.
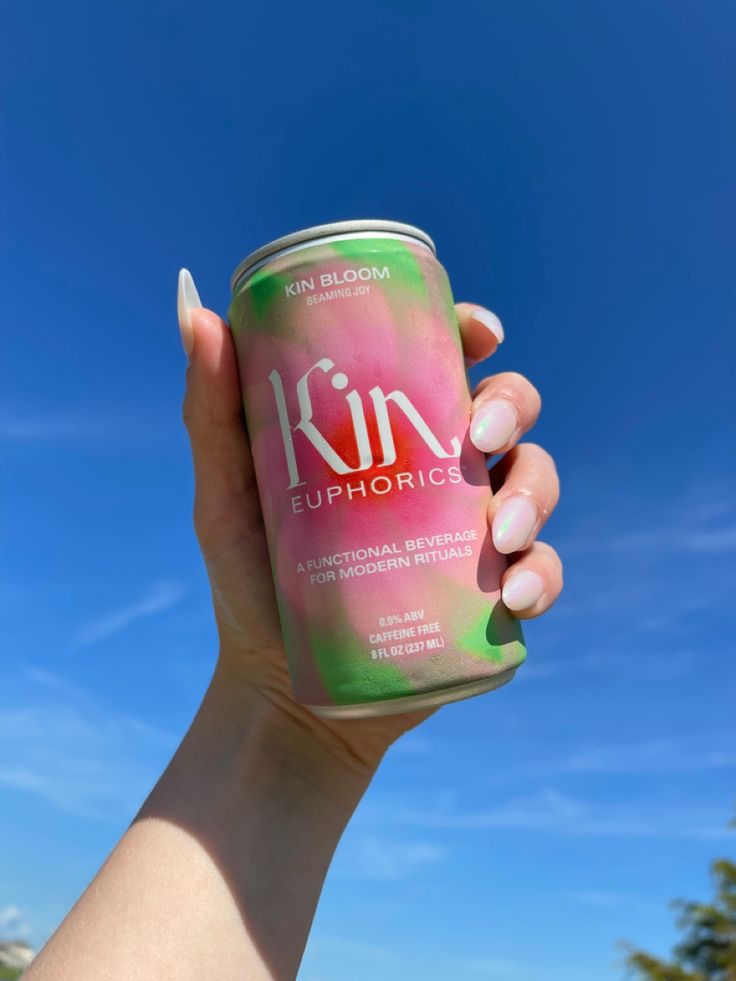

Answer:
[625,855,736,980]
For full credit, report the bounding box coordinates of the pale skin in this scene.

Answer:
[26,291,562,981]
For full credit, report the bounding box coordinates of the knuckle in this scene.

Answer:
[517,441,550,464]
[493,444,560,517]
[551,560,564,597]
[498,370,528,388]
[513,443,559,487]
[532,539,556,560]
[536,541,564,580]
[485,373,542,420]
[506,371,541,402]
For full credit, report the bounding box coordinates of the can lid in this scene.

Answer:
[230,219,436,293]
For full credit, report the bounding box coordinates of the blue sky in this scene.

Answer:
[1,0,735,977]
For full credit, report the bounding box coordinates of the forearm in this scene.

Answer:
[26,669,375,981]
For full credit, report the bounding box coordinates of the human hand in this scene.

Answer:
[18,278,565,981]
[178,272,562,800]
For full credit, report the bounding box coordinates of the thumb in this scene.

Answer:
[177,269,259,558]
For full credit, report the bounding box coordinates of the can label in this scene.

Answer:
[229,234,525,707]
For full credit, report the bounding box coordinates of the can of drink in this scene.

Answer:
[228,220,525,718]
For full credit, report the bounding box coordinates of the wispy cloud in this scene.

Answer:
[23,665,88,698]
[558,476,736,559]
[309,937,397,964]
[568,890,622,908]
[566,891,662,916]
[464,958,526,977]
[390,733,434,756]
[519,648,697,683]
[562,526,736,557]
[394,787,580,831]
[0,905,32,940]
[529,733,735,776]
[0,412,107,442]
[72,580,186,648]
[545,477,736,637]
[0,667,176,819]
[0,407,175,446]
[335,832,446,880]
[388,788,732,841]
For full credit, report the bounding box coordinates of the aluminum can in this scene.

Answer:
[228,220,525,718]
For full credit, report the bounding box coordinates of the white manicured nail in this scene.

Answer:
[470,308,504,344]
[177,268,201,357]
[502,570,544,611]
[470,399,518,453]
[493,496,537,553]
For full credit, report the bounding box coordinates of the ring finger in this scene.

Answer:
[488,443,560,554]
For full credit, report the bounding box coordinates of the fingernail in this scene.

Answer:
[493,495,537,553]
[502,570,544,611]
[470,399,518,453]
[470,308,504,344]
[177,268,201,357]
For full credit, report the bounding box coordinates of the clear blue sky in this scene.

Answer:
[2,1,735,978]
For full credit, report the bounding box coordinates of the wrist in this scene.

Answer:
[64,659,374,981]
[189,660,378,817]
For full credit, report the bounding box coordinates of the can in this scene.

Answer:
[228,220,526,718]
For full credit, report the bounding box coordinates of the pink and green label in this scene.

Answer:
[228,236,525,707]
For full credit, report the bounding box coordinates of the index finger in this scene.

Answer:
[455,303,505,365]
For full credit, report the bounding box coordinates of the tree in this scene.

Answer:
[624,854,736,980]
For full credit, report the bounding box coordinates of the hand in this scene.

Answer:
[179,273,562,798]
[20,282,564,981]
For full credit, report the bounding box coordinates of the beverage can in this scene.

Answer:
[228,220,526,718]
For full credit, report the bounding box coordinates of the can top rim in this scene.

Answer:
[229,219,436,293]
